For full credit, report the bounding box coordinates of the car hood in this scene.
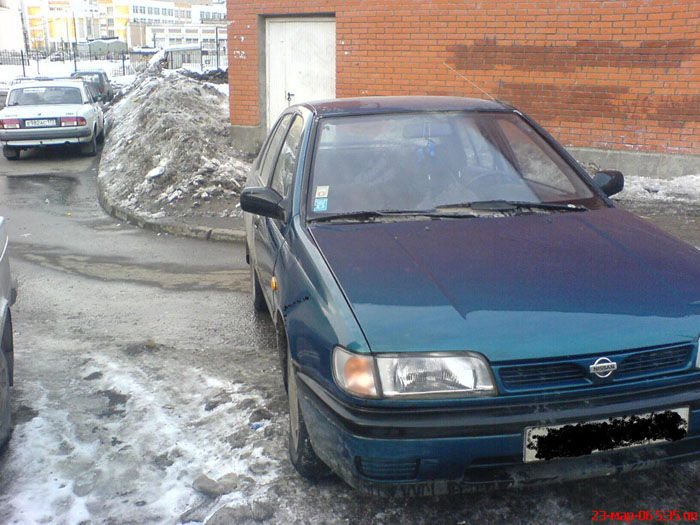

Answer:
[309,208,700,362]
[0,105,85,118]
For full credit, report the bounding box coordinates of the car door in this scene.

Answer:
[267,114,305,312]
[252,113,294,306]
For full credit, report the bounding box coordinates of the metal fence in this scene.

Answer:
[0,50,45,66]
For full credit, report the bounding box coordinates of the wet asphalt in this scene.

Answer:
[0,146,698,524]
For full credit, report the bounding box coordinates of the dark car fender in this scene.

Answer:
[273,216,370,395]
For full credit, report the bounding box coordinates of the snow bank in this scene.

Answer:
[98,66,249,222]
[617,174,700,204]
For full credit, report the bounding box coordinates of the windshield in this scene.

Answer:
[307,111,604,217]
[7,86,83,106]
[73,73,101,84]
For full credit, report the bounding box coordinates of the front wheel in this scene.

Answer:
[287,346,329,480]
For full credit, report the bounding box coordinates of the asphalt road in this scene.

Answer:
[0,147,698,524]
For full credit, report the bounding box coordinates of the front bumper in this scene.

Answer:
[1,126,92,147]
[297,372,700,496]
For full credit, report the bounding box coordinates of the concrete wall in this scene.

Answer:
[569,147,700,178]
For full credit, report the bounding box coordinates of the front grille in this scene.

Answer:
[496,342,695,393]
[499,362,586,389]
[356,457,419,480]
[617,345,693,377]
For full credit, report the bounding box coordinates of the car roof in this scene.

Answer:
[298,96,510,117]
[10,79,86,90]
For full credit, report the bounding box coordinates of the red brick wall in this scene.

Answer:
[227,1,700,154]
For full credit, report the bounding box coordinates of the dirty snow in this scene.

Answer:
[617,174,700,204]
[98,60,249,225]
[2,331,287,525]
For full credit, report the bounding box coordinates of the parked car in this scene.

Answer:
[0,217,16,448]
[49,51,70,62]
[0,79,105,160]
[240,96,700,495]
[70,70,113,102]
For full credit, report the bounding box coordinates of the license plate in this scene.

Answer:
[524,407,689,462]
[25,119,56,127]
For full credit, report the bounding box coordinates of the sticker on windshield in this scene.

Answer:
[313,198,328,212]
[315,185,329,198]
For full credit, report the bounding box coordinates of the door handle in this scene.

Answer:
[286,92,295,103]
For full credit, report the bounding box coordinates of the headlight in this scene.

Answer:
[333,347,496,398]
[376,353,495,397]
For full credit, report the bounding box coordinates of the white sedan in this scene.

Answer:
[0,79,105,160]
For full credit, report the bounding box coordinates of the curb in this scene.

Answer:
[97,182,246,243]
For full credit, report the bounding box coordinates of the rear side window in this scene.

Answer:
[270,116,304,198]
[259,114,293,186]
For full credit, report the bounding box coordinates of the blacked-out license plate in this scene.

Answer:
[524,407,689,462]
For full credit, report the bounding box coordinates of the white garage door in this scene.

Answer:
[266,17,336,129]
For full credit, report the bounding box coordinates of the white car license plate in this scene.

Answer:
[523,407,689,462]
[25,119,56,127]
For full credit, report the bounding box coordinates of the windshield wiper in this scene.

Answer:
[308,209,477,223]
[435,200,587,213]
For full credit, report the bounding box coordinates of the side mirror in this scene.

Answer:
[240,187,286,221]
[593,170,624,197]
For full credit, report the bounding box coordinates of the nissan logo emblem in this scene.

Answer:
[589,357,617,378]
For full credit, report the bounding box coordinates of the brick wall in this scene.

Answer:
[227,1,700,154]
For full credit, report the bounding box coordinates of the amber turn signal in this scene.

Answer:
[332,346,378,397]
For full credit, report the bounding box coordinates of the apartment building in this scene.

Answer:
[0,0,25,51]
[10,0,223,52]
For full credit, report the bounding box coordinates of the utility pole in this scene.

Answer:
[18,0,30,56]
[215,26,219,69]
[72,13,78,71]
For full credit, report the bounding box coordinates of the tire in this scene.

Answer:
[0,348,11,450]
[287,345,329,480]
[81,133,97,157]
[97,126,105,144]
[2,146,19,161]
[250,265,267,313]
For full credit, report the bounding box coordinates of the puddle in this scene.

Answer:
[10,243,250,292]
[1,174,80,206]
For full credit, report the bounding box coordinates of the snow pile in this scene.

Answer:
[618,174,700,204]
[98,65,250,223]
